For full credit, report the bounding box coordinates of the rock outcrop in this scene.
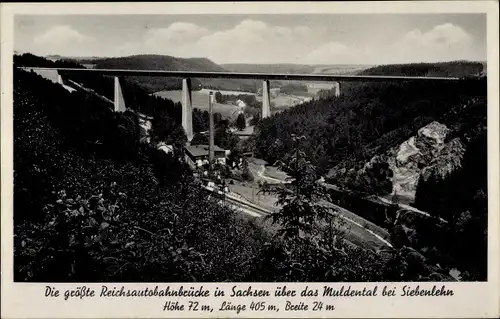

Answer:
[347,121,466,204]
[386,121,454,202]
[418,138,465,184]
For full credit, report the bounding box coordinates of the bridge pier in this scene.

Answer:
[114,77,127,113]
[262,80,271,119]
[182,78,194,142]
[57,73,63,85]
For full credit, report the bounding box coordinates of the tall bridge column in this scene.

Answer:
[262,80,271,119]
[114,77,127,113]
[181,78,194,143]
[334,82,341,97]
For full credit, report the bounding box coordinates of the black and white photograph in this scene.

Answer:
[3,2,499,318]
[9,8,491,285]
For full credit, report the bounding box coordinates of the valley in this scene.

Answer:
[13,52,488,284]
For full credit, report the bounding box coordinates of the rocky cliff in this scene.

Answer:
[386,121,465,203]
[332,121,467,204]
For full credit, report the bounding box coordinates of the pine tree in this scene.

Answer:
[236,113,246,131]
[241,157,254,181]
[259,134,330,242]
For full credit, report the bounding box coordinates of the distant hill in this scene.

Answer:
[314,65,373,74]
[78,54,225,72]
[65,54,226,93]
[221,63,317,74]
[68,54,266,93]
[47,55,105,62]
[221,63,372,75]
[360,61,485,78]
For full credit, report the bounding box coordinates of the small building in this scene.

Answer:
[235,99,246,108]
[185,144,227,168]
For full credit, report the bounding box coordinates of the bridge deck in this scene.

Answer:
[19,67,461,82]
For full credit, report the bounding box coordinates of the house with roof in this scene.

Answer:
[184,144,227,169]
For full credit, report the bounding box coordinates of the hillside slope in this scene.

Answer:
[360,61,484,77]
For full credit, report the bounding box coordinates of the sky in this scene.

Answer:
[14,14,486,65]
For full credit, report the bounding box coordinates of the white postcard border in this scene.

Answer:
[1,2,499,318]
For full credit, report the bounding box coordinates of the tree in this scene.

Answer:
[192,109,208,132]
[250,114,261,126]
[213,112,222,126]
[236,113,246,131]
[259,135,331,241]
[150,108,175,143]
[215,126,239,151]
[165,125,187,154]
[215,91,223,103]
[241,158,254,182]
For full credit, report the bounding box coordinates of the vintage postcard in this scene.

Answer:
[1,1,499,318]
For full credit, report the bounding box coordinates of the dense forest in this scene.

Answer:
[254,61,488,280]
[69,54,263,93]
[74,54,223,92]
[359,61,485,77]
[255,62,486,176]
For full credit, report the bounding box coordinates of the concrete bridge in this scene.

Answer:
[19,67,461,142]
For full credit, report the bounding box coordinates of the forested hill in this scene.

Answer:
[80,54,225,72]
[15,53,182,121]
[359,61,485,77]
[62,54,222,93]
[15,53,87,69]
